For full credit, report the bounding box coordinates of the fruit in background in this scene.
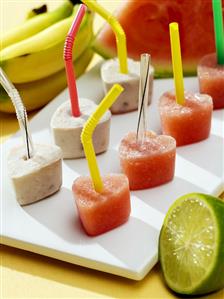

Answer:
[1,0,73,49]
[26,4,48,20]
[26,4,47,20]
[0,6,93,83]
[0,1,94,113]
[0,48,93,113]
[159,193,224,295]
[92,0,224,78]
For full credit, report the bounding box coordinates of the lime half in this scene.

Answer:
[159,193,224,295]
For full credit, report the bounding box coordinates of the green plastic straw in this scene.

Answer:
[212,0,224,64]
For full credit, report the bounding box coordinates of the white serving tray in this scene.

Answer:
[1,62,224,280]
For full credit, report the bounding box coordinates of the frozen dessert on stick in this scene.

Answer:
[198,53,224,109]
[51,99,110,159]
[8,144,62,205]
[73,174,130,236]
[119,131,176,190]
[197,1,224,109]
[159,91,213,146]
[101,58,154,114]
[72,84,131,236]
[119,54,176,190]
[0,68,62,205]
[51,4,111,158]
[83,0,154,114]
[159,23,213,146]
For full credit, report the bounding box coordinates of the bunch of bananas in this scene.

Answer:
[0,0,94,113]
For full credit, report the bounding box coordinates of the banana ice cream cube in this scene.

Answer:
[7,144,62,206]
[101,58,154,114]
[51,98,111,159]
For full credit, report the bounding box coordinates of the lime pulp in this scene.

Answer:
[159,193,224,295]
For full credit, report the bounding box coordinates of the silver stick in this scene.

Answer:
[0,68,34,159]
[136,53,151,144]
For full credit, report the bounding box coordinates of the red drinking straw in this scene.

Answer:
[64,4,87,117]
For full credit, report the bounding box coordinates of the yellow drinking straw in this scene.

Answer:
[82,0,128,74]
[81,84,124,192]
[169,22,185,105]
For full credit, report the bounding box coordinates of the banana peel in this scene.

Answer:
[26,4,48,20]
[0,48,93,113]
[1,0,73,49]
[0,8,94,83]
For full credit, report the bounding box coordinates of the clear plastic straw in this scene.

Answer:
[136,53,151,144]
[64,4,87,117]
[0,68,34,159]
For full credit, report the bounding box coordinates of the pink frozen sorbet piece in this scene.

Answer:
[72,174,131,236]
[198,53,224,109]
[159,91,213,146]
[119,131,176,190]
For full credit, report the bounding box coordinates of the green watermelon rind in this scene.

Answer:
[91,37,196,78]
[91,36,114,59]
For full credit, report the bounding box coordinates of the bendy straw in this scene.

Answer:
[64,4,87,117]
[0,68,34,159]
[169,22,185,105]
[82,0,128,74]
[212,0,224,65]
[81,84,123,192]
[136,53,151,144]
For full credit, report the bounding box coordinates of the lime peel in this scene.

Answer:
[159,193,224,295]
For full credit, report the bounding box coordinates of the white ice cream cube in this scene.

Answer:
[51,98,111,159]
[8,144,62,206]
[101,58,154,114]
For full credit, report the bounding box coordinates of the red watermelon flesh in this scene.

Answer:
[198,53,224,109]
[93,0,224,77]
[72,174,131,236]
[119,131,176,190]
[159,91,213,146]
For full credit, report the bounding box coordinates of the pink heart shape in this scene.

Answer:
[119,131,176,190]
[159,91,213,146]
[72,174,131,236]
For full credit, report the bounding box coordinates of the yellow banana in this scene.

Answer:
[26,4,48,20]
[0,7,93,83]
[0,48,93,113]
[1,0,73,49]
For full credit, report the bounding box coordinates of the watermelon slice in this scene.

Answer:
[93,0,224,78]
